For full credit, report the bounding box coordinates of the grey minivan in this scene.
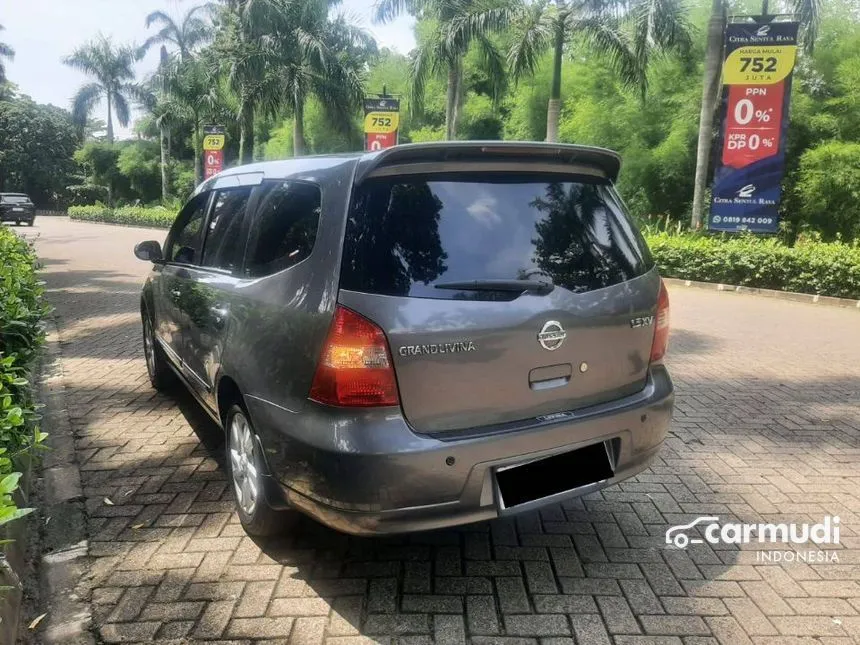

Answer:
[134,142,674,536]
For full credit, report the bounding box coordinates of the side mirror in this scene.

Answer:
[134,240,164,263]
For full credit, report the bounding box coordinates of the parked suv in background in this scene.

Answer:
[0,193,36,226]
[134,142,674,536]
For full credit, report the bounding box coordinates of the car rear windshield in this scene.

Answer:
[340,173,653,300]
[1,195,31,204]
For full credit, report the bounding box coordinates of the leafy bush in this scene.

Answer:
[646,232,860,299]
[116,140,162,203]
[261,97,362,159]
[69,205,176,229]
[792,141,860,241]
[0,228,50,528]
[409,125,446,142]
[460,94,503,140]
[171,161,197,202]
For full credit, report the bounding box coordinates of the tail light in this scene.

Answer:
[650,280,670,363]
[309,305,400,407]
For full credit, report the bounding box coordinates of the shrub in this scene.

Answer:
[69,205,176,229]
[0,228,50,527]
[793,141,860,241]
[409,125,446,142]
[646,232,860,300]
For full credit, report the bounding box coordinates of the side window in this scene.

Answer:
[245,181,321,277]
[166,193,209,264]
[201,188,252,272]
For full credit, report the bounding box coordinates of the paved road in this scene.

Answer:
[27,217,860,644]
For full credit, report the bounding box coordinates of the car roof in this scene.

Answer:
[195,141,622,196]
[0,193,30,197]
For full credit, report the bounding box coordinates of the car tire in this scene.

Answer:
[27,220,34,227]
[15,220,20,226]
[142,313,176,391]
[225,403,284,537]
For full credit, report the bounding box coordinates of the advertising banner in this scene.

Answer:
[202,125,226,179]
[363,98,400,151]
[709,20,800,233]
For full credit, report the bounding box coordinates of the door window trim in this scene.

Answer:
[198,185,257,276]
[241,179,323,278]
[164,191,215,268]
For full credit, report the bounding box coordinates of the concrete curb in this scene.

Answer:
[36,319,94,645]
[663,277,860,310]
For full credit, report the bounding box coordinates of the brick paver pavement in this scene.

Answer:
[29,216,860,645]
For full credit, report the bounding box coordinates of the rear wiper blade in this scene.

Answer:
[434,279,554,294]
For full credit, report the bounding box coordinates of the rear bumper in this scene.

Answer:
[0,211,35,222]
[248,364,674,535]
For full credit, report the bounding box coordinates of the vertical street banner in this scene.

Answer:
[364,98,400,151]
[202,125,226,179]
[709,20,800,233]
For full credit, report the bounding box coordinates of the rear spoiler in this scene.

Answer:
[353,141,622,184]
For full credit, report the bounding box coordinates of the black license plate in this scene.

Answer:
[496,441,614,509]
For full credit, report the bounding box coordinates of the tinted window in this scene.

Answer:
[166,193,209,264]
[246,181,321,277]
[201,188,252,271]
[1,195,31,204]
[340,174,652,299]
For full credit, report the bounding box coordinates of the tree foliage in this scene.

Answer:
[793,141,860,241]
[63,35,142,142]
[376,0,514,139]
[0,24,14,85]
[143,5,214,61]
[0,93,80,207]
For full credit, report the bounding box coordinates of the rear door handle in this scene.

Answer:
[529,363,572,391]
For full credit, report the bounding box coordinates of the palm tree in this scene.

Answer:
[142,5,214,197]
[214,0,284,163]
[215,0,372,160]
[142,4,214,61]
[0,24,14,84]
[154,46,173,201]
[374,0,513,140]
[273,5,376,155]
[155,55,232,184]
[138,79,190,199]
[509,0,692,143]
[689,0,822,229]
[63,35,141,142]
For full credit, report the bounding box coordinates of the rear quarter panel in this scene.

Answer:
[220,159,358,419]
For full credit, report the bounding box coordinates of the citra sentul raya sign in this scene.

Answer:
[709,19,800,233]
[203,125,226,180]
[363,98,400,151]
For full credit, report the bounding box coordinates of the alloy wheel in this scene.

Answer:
[230,412,259,516]
[143,319,156,378]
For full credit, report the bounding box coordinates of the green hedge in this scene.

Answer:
[645,232,860,300]
[0,228,50,528]
[68,205,175,228]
